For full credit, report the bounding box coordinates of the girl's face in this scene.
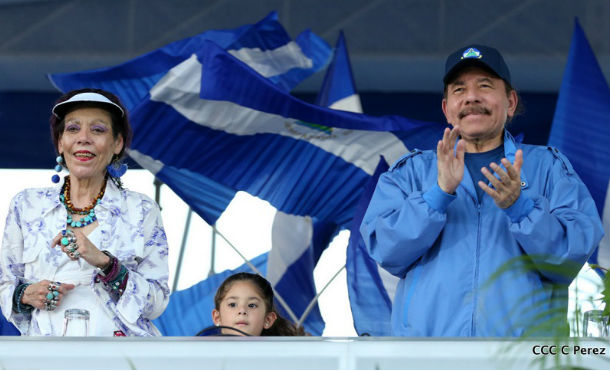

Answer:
[212,280,276,336]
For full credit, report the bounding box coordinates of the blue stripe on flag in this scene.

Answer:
[346,158,393,336]
[548,18,610,216]
[548,18,610,269]
[315,31,358,108]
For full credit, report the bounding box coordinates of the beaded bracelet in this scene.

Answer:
[12,283,33,314]
[96,251,129,295]
[108,266,129,294]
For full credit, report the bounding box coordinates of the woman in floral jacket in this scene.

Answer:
[0,88,169,336]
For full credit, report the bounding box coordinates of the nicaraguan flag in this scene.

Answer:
[48,11,332,225]
[268,31,361,335]
[548,19,610,270]
[128,40,443,334]
[347,158,394,335]
[130,40,440,228]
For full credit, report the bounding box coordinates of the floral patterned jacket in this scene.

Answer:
[0,180,170,336]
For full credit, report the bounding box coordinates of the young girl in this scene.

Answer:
[212,272,304,336]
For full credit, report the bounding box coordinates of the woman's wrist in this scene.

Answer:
[13,283,33,314]
[98,250,113,272]
[95,251,129,296]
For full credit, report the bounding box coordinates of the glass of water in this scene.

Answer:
[62,308,90,336]
[582,310,609,337]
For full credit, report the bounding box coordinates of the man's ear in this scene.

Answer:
[442,98,451,125]
[506,89,518,119]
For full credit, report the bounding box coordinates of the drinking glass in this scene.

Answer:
[62,308,89,336]
[582,309,609,337]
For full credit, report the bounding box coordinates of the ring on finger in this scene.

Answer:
[46,291,54,300]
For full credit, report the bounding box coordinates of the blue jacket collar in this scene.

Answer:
[458,130,528,201]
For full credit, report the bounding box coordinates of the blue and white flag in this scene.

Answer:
[314,31,362,112]
[49,11,328,110]
[128,40,443,335]
[548,19,610,270]
[48,11,332,226]
[269,31,361,335]
[346,157,393,335]
[153,253,268,336]
[131,41,440,226]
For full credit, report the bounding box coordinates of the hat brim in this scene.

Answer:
[52,92,125,119]
[443,59,503,85]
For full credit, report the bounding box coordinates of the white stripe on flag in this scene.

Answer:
[128,149,164,175]
[268,211,313,286]
[328,94,362,113]
[150,55,407,175]
[228,42,313,78]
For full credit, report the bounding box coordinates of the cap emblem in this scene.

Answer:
[461,47,482,60]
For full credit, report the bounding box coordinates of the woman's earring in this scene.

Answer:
[106,155,128,178]
[51,155,64,183]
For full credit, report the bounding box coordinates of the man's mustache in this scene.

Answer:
[459,106,491,119]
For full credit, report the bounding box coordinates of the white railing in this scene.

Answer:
[0,337,608,369]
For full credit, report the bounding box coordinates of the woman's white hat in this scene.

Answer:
[52,92,125,118]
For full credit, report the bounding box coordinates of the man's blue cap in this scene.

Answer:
[443,45,511,86]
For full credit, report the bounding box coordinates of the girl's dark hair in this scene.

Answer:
[214,272,305,336]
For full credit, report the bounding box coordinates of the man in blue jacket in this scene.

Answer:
[360,45,603,337]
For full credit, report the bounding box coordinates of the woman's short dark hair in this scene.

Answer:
[49,88,132,159]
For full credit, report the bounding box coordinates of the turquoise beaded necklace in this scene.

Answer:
[60,176,106,228]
